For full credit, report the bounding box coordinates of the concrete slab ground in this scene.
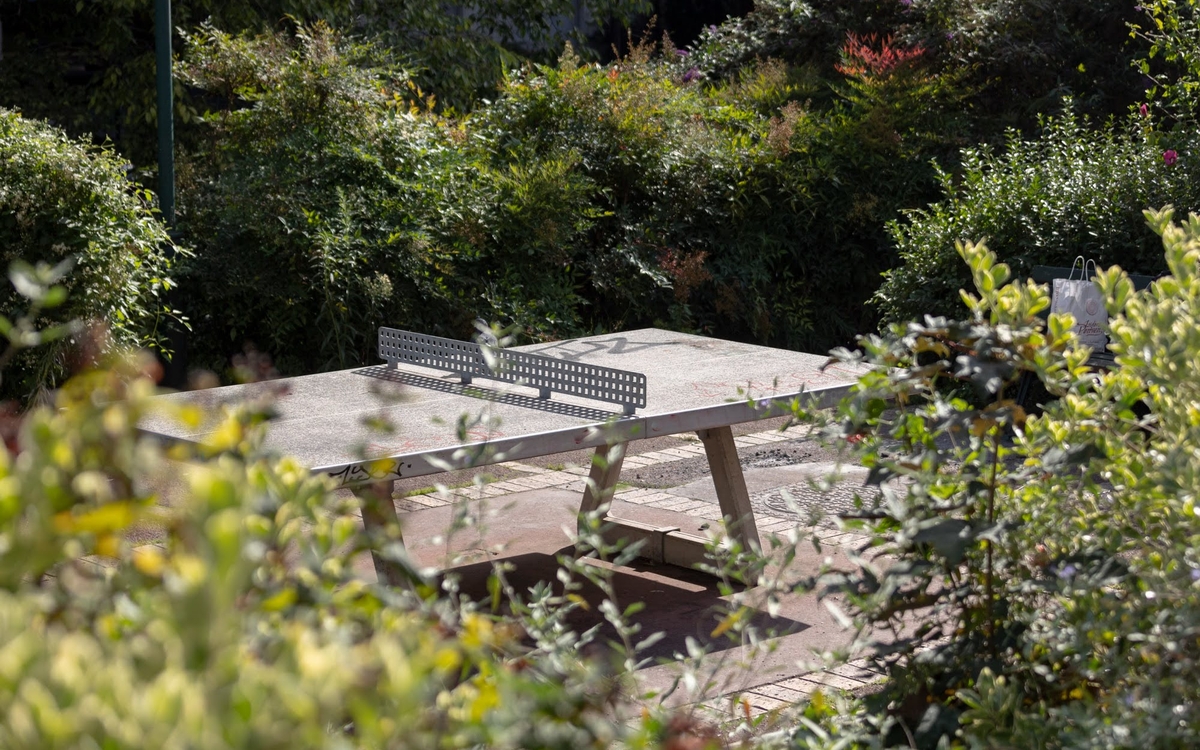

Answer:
[367,488,855,654]
[662,461,883,530]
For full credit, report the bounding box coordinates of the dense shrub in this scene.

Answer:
[690,0,1146,138]
[807,213,1200,746]
[178,22,967,374]
[176,24,459,373]
[875,112,1200,324]
[911,0,1145,129]
[0,108,180,400]
[472,43,762,338]
[0,0,650,167]
[458,30,969,350]
[178,24,638,372]
[0,355,701,748]
[688,0,908,82]
[0,1,362,168]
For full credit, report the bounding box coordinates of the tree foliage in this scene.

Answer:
[0,0,648,167]
[1131,0,1200,126]
[690,0,1146,139]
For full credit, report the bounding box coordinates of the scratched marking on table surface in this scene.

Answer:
[365,440,420,457]
[463,425,506,443]
[358,423,507,459]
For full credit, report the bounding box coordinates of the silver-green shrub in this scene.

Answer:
[807,208,1200,746]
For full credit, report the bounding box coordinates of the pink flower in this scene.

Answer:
[1139,103,1149,116]
[1164,149,1179,166]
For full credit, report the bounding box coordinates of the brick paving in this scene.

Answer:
[395,421,885,713]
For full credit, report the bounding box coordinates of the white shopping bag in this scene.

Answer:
[1050,256,1108,350]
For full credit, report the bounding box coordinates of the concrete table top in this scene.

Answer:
[142,328,867,486]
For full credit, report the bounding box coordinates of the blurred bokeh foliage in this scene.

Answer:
[0,253,738,749]
[0,354,688,749]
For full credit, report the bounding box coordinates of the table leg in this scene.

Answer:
[579,442,626,524]
[357,479,409,588]
[576,432,761,576]
[697,426,761,553]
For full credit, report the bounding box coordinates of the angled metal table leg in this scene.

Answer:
[357,479,410,588]
[697,425,761,553]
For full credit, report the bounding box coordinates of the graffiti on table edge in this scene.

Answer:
[327,460,405,486]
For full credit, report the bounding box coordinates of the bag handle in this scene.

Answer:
[1068,255,1086,280]
[1084,258,1098,281]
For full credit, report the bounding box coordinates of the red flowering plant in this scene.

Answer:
[835,33,926,80]
[826,30,969,164]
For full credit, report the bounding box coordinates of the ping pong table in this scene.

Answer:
[142,328,867,584]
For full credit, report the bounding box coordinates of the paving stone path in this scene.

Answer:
[396,425,876,556]
[396,422,889,720]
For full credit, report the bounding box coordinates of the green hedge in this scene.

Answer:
[875,113,1200,324]
[178,24,965,374]
[0,109,180,400]
[815,215,1200,746]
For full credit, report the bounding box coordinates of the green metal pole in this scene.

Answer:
[155,0,175,225]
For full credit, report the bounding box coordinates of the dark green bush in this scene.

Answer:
[876,112,1200,324]
[911,0,1145,129]
[472,44,755,338]
[178,23,636,373]
[0,0,650,168]
[0,108,180,400]
[177,24,460,373]
[689,0,908,82]
[691,0,1146,138]
[179,23,968,372]
[476,36,966,350]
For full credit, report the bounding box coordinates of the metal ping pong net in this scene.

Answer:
[378,327,647,415]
